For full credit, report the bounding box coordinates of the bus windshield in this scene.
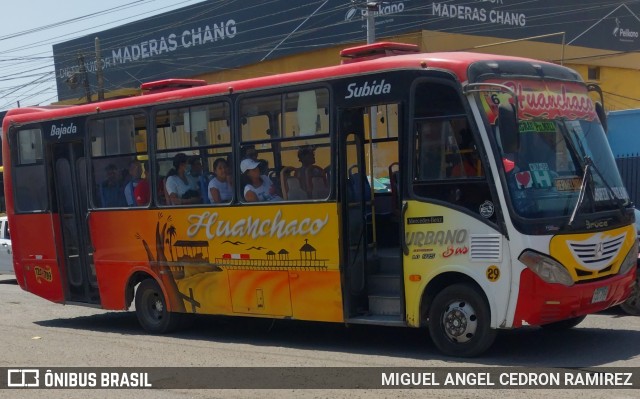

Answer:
[478,79,629,220]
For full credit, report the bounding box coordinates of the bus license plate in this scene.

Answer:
[591,286,609,303]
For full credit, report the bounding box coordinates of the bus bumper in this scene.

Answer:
[512,267,636,327]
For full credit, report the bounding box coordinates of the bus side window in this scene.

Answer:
[155,101,232,207]
[238,87,331,203]
[13,127,48,212]
[448,121,483,178]
[412,81,493,221]
[89,114,148,209]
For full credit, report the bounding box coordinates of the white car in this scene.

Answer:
[0,216,13,274]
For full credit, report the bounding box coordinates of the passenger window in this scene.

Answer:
[13,127,48,212]
[89,113,148,208]
[238,88,331,203]
[155,101,231,206]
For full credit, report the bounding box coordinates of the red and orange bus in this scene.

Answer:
[2,42,637,357]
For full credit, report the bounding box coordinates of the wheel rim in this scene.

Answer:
[145,291,165,323]
[442,300,478,343]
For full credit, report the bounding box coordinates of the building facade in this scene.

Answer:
[53,0,640,110]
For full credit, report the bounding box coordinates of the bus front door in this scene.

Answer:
[340,108,375,318]
[52,141,100,304]
[340,106,405,323]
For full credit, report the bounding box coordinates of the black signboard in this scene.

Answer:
[53,0,640,102]
[42,117,86,143]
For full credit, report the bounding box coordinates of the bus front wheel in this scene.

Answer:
[427,283,496,357]
[620,272,640,316]
[135,279,182,333]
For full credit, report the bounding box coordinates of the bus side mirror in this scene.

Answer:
[498,103,519,153]
[595,101,607,134]
[586,83,607,133]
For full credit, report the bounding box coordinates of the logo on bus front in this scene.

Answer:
[479,79,598,123]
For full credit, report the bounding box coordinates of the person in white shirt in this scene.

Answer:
[165,153,201,205]
[208,158,233,203]
[241,158,281,202]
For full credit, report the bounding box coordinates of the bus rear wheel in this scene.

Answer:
[427,283,496,357]
[135,279,182,333]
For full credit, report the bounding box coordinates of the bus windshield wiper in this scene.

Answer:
[568,157,591,227]
[568,156,625,227]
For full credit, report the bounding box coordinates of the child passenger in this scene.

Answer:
[208,158,233,203]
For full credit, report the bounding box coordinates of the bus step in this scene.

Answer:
[368,295,402,316]
[377,253,402,274]
[346,314,405,327]
[368,274,401,296]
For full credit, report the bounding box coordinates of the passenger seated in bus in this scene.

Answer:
[450,154,477,178]
[295,146,325,197]
[417,122,444,180]
[241,158,282,202]
[208,158,233,203]
[134,178,150,205]
[165,153,202,205]
[187,156,211,203]
[100,163,127,207]
[133,161,150,206]
[124,159,143,206]
[449,126,482,178]
[242,145,270,174]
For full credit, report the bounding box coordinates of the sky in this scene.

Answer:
[0,0,207,112]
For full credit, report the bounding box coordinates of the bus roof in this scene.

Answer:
[3,47,569,124]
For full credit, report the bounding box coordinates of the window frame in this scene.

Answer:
[236,84,333,203]
[87,111,149,209]
[152,97,233,207]
[10,124,49,213]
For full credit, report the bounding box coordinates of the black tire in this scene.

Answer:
[135,279,182,333]
[620,273,640,316]
[427,283,496,357]
[540,315,587,331]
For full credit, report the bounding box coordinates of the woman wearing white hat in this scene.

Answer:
[241,158,282,202]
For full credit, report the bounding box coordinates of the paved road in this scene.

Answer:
[0,275,638,399]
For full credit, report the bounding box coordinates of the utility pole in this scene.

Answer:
[364,1,379,140]
[78,53,92,103]
[95,37,105,101]
[365,1,379,252]
[366,2,378,45]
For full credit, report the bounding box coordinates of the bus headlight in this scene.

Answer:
[619,240,638,276]
[519,250,574,286]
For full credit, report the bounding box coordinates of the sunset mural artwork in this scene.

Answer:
[126,205,343,321]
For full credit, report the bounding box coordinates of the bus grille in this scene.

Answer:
[469,234,502,261]
[567,232,626,271]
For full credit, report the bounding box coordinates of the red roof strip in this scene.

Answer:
[5,50,557,124]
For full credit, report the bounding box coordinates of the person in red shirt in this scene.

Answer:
[134,178,150,205]
[134,161,150,205]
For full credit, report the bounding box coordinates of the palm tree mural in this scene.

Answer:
[167,225,177,261]
[135,212,186,313]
